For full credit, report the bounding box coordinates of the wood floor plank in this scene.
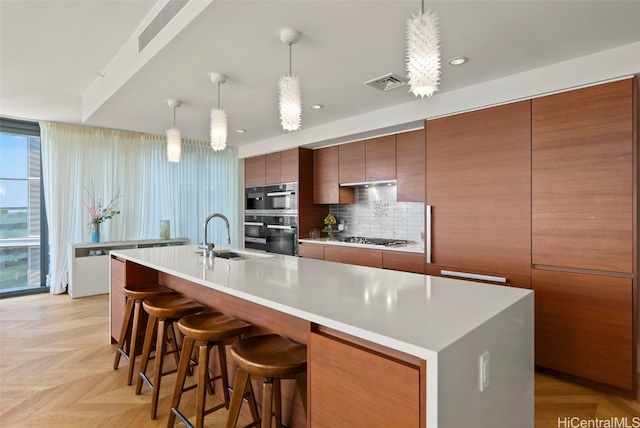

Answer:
[2,293,639,427]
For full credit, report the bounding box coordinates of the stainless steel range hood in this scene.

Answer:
[339,179,397,187]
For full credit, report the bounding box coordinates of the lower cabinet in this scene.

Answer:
[308,330,424,428]
[300,242,425,274]
[323,246,382,268]
[298,242,325,260]
[383,251,424,274]
[533,269,634,391]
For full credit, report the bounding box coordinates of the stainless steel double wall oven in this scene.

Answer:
[244,182,298,256]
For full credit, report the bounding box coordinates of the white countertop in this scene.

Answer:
[111,245,531,360]
[299,237,424,254]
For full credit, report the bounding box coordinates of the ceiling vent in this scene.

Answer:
[364,73,408,91]
[138,0,190,53]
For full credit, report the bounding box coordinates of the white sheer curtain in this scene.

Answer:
[40,122,242,294]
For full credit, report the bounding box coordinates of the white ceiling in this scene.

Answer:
[1,0,639,149]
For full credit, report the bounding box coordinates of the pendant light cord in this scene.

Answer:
[173,107,176,128]
[217,83,221,109]
[289,43,292,76]
[421,0,424,13]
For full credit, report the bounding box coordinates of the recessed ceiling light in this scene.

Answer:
[236,129,246,133]
[448,57,468,66]
[310,104,323,110]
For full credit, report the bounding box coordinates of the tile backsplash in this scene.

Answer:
[329,185,424,243]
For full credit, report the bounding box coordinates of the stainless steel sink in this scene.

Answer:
[194,249,272,261]
[214,251,245,260]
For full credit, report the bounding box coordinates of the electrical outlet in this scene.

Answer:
[479,351,490,392]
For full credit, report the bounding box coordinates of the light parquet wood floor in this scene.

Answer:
[1,293,639,427]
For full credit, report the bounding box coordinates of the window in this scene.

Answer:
[0,118,48,296]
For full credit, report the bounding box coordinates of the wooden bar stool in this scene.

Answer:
[168,312,254,428]
[225,334,307,428]
[113,283,175,385]
[134,294,205,419]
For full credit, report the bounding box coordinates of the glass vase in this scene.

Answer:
[90,223,100,243]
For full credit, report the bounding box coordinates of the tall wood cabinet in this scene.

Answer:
[396,129,425,202]
[532,78,638,393]
[425,100,532,289]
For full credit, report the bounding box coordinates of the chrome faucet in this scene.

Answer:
[199,213,231,257]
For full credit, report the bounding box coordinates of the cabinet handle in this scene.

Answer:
[267,225,293,230]
[244,222,265,226]
[245,237,266,244]
[426,205,432,263]
[267,191,295,197]
[440,270,507,284]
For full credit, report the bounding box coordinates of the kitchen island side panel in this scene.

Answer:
[438,293,534,428]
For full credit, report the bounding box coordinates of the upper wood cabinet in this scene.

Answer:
[256,148,299,185]
[532,78,635,273]
[338,141,365,183]
[279,148,300,183]
[425,100,532,286]
[337,136,397,185]
[365,135,396,181]
[313,146,355,204]
[265,152,281,184]
[244,155,266,186]
[396,129,425,202]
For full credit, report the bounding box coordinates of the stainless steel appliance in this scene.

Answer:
[245,186,266,213]
[244,182,298,254]
[265,182,297,214]
[244,214,266,251]
[329,236,408,247]
[265,215,297,256]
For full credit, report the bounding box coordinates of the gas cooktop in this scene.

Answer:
[329,236,408,247]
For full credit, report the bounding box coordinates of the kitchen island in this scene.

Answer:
[110,244,533,428]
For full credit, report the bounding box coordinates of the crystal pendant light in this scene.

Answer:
[406,1,441,98]
[210,73,228,151]
[279,28,301,131]
[166,99,182,163]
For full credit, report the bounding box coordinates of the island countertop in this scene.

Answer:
[110,244,533,427]
[110,244,530,358]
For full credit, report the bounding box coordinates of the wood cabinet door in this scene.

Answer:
[532,78,635,273]
[109,257,125,342]
[533,269,634,391]
[366,135,396,181]
[313,146,354,204]
[265,152,281,184]
[339,141,365,183]
[324,246,382,268]
[426,100,532,281]
[309,332,422,428]
[298,242,325,260]
[382,251,424,274]
[396,129,425,202]
[280,148,299,183]
[244,155,266,186]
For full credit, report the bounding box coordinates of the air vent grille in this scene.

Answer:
[364,73,408,91]
[138,0,190,53]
